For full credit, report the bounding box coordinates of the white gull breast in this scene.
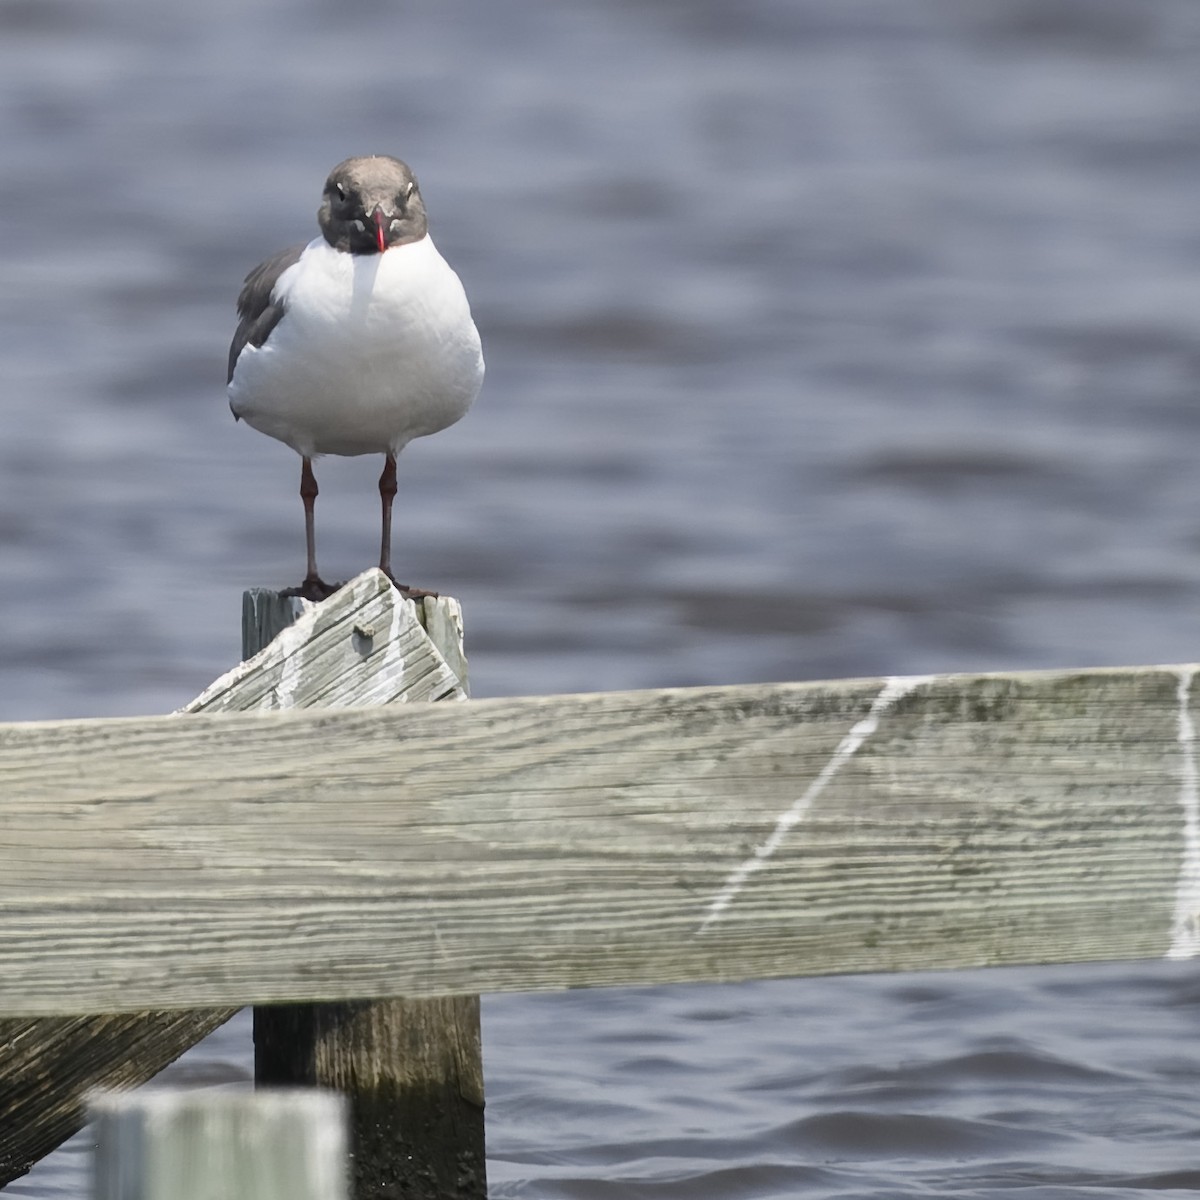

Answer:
[228,235,484,458]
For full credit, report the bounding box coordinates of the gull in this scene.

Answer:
[227,155,484,598]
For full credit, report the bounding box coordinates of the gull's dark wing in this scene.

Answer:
[227,244,305,384]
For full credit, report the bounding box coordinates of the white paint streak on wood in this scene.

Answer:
[274,600,319,709]
[699,674,933,932]
[379,596,407,697]
[1167,667,1200,958]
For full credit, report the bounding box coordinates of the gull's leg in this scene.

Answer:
[378,452,438,598]
[297,456,335,599]
[378,452,397,580]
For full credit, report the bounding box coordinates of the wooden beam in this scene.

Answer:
[0,1011,235,1184]
[0,664,1195,1016]
[0,570,465,1187]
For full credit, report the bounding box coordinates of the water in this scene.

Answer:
[3,0,1200,1194]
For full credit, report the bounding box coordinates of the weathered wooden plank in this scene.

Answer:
[194,568,466,711]
[91,1089,347,1200]
[413,595,468,695]
[245,582,484,1200]
[0,665,1196,1015]
[0,570,467,1186]
[0,1011,234,1184]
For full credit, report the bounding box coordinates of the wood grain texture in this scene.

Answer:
[413,595,468,697]
[193,569,465,712]
[0,1011,234,1184]
[0,664,1195,1016]
[239,574,467,697]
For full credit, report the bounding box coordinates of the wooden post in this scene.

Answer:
[0,570,470,1190]
[242,573,486,1200]
[91,1089,347,1200]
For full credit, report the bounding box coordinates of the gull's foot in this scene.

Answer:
[282,576,343,602]
[383,570,439,601]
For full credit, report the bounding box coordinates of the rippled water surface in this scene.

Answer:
[4,1,1200,1196]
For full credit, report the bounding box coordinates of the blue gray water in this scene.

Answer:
[4,0,1200,1195]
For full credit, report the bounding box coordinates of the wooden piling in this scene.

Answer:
[253,1001,485,1200]
[0,570,472,1191]
[241,573,486,1200]
[91,1089,347,1200]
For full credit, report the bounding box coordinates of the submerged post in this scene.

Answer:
[234,571,486,1200]
[91,1089,346,1200]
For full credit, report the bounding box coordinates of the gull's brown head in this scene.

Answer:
[318,155,428,255]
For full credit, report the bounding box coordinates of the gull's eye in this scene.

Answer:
[405,181,415,198]
[333,181,348,201]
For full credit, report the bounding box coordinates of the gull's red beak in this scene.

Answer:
[372,206,388,253]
